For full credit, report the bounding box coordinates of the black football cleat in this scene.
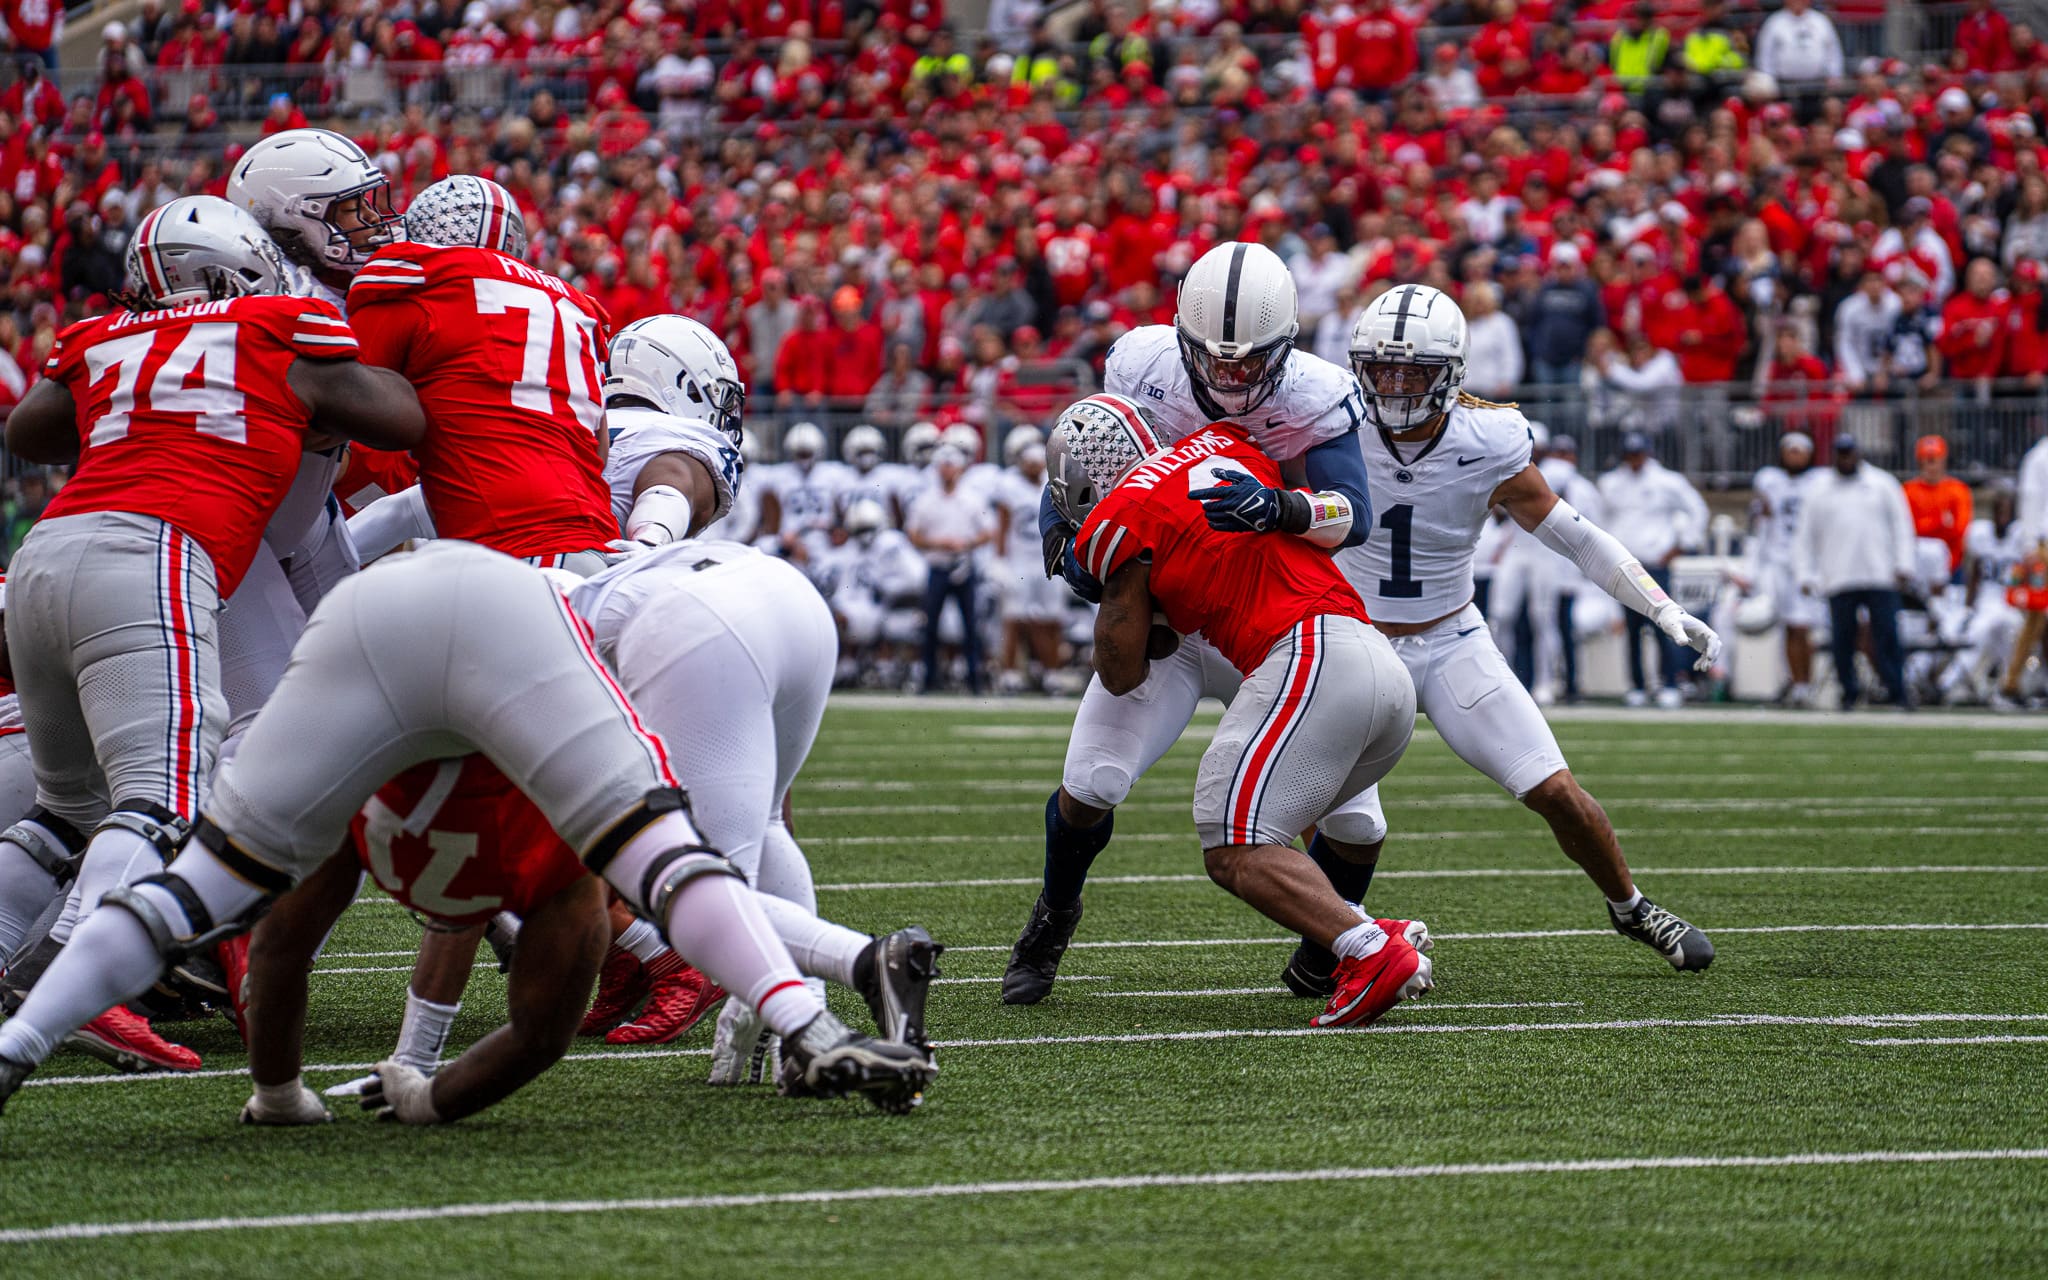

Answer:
[857,926,942,1052]
[0,1053,30,1117]
[1279,942,1339,998]
[778,1012,936,1115]
[1001,894,1083,1005]
[1610,896,1715,972]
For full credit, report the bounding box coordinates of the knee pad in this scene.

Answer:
[96,800,191,861]
[1319,806,1388,847]
[0,806,89,884]
[100,871,266,968]
[190,817,296,895]
[1062,763,1135,812]
[640,847,745,934]
[581,787,694,877]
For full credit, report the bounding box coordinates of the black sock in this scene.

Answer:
[851,938,877,995]
[1041,790,1114,909]
[1296,834,1378,971]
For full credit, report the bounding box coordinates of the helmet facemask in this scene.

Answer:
[1178,328,1291,417]
[291,179,403,272]
[1353,355,1458,432]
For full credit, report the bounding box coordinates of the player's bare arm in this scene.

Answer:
[632,451,720,540]
[3,377,81,464]
[1493,461,1721,670]
[1093,556,1155,696]
[287,356,428,452]
[239,848,366,1124]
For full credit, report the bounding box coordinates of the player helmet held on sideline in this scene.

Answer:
[120,196,290,311]
[1175,241,1300,417]
[1348,284,1470,431]
[1046,392,1163,526]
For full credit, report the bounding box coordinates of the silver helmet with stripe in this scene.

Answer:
[1046,392,1163,526]
[404,174,529,257]
[121,196,288,311]
[1175,240,1299,417]
[1348,283,1468,432]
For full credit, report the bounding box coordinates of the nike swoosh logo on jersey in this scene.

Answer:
[1457,455,1486,466]
[1456,626,1482,636]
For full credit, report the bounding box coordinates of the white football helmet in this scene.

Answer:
[604,314,745,445]
[1046,393,1163,526]
[903,421,943,466]
[122,196,288,310]
[1348,283,1469,431]
[1004,423,1045,464]
[942,423,983,462]
[784,421,827,463]
[405,174,528,258]
[227,128,402,275]
[843,424,887,471]
[740,427,762,464]
[1176,241,1299,417]
[844,497,889,541]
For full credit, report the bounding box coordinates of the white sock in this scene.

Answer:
[51,827,166,945]
[1608,890,1645,915]
[0,900,165,1067]
[752,893,868,989]
[659,873,820,1038]
[0,843,62,959]
[616,918,667,964]
[394,988,460,1073]
[756,821,818,913]
[1332,920,1388,961]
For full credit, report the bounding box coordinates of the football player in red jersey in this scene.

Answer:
[1048,395,1433,1029]
[0,196,424,1073]
[345,174,619,570]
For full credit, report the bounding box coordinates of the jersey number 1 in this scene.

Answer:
[473,279,604,433]
[1378,503,1424,599]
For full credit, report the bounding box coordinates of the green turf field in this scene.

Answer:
[2,701,2045,1278]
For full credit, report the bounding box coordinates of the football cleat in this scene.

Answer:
[605,964,725,1045]
[1610,897,1715,972]
[856,926,942,1051]
[0,1054,29,1116]
[578,946,648,1036]
[707,998,778,1086]
[1282,920,1428,999]
[778,1010,937,1115]
[217,934,252,1044]
[64,1007,203,1073]
[1001,894,1083,1005]
[1311,935,1434,1028]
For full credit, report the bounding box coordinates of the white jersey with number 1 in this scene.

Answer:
[1336,395,1536,625]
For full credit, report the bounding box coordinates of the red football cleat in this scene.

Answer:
[1375,918,1432,954]
[217,934,252,1044]
[579,946,648,1037]
[1311,934,1434,1029]
[65,1006,203,1073]
[605,963,727,1045]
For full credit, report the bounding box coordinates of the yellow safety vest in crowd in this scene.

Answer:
[1680,28,1746,75]
[1089,31,1151,70]
[1609,26,1670,86]
[913,52,972,81]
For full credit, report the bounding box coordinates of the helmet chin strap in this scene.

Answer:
[1375,409,1449,466]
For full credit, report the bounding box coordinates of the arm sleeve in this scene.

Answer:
[345,484,437,563]
[1531,497,1678,622]
[1296,432,1372,548]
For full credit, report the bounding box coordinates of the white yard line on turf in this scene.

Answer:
[308,965,416,976]
[1851,1035,2048,1047]
[807,865,2048,892]
[944,922,2048,952]
[794,826,2028,847]
[796,795,2046,817]
[6,1147,2046,1243]
[1091,992,1582,1005]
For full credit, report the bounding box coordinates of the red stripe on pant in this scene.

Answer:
[1227,619,1318,845]
[162,533,199,814]
[544,588,679,787]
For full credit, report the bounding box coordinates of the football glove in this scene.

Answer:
[1655,605,1724,672]
[1189,469,1303,534]
[359,1059,443,1125]
[1057,543,1104,604]
[239,1080,334,1126]
[707,998,779,1086]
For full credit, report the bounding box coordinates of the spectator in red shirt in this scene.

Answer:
[1471,0,1537,98]
[93,52,152,132]
[1,56,64,130]
[1938,257,2008,385]
[1761,326,1841,436]
[5,0,61,72]
[823,285,886,402]
[775,298,831,408]
[259,92,309,135]
[1350,0,1419,99]
[1667,275,1748,382]
[1956,0,2013,72]
[2004,259,2048,388]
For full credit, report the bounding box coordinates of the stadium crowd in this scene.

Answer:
[1,0,2045,703]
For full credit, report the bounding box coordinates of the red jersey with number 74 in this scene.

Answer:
[40,294,356,595]
[347,242,617,558]
[1072,422,1370,675]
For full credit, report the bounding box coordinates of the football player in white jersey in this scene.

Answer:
[1003,241,1377,1003]
[992,427,1066,689]
[1939,483,2030,705]
[758,422,852,558]
[1301,283,1719,984]
[1748,432,1824,706]
[601,315,747,549]
[945,423,1004,501]
[838,424,917,527]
